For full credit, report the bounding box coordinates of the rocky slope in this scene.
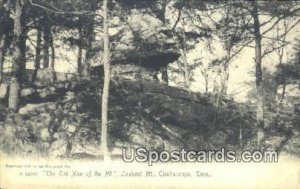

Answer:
[0,77,257,159]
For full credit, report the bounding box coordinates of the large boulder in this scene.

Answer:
[70,79,252,153]
[111,64,158,81]
[90,13,180,71]
[112,13,180,69]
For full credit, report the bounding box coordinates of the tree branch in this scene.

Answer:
[28,0,102,17]
[261,7,300,36]
[171,8,182,31]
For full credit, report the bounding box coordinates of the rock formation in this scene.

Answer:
[92,12,180,83]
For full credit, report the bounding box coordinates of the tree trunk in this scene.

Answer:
[275,22,287,125]
[0,0,4,8]
[221,61,230,95]
[49,29,56,82]
[20,29,27,76]
[32,29,42,83]
[0,0,8,84]
[0,0,8,20]
[252,1,265,147]
[0,0,11,84]
[42,25,50,69]
[8,0,24,111]
[182,31,189,89]
[77,27,83,76]
[280,84,286,105]
[0,33,6,84]
[83,47,91,78]
[83,20,95,78]
[275,83,286,127]
[161,66,168,84]
[101,0,111,161]
[204,73,208,93]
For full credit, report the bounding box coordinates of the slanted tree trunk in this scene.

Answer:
[205,75,208,93]
[182,30,189,89]
[252,1,265,147]
[101,0,111,161]
[32,29,42,83]
[8,0,24,111]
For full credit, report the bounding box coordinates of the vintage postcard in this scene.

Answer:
[0,0,299,188]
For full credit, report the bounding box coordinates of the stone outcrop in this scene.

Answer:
[90,12,180,82]
[0,79,256,158]
[111,64,158,81]
[3,78,300,158]
[112,13,180,69]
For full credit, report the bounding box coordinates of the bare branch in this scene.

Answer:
[261,7,300,36]
[28,0,102,17]
[171,8,182,31]
[262,41,289,58]
[262,18,300,58]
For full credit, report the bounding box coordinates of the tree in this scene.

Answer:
[250,1,265,147]
[166,0,213,90]
[0,0,11,84]
[49,27,56,81]
[42,24,50,69]
[179,18,190,89]
[28,0,100,79]
[0,31,6,84]
[82,18,95,77]
[273,19,292,109]
[77,20,83,76]
[214,3,252,95]
[274,38,300,97]
[215,0,300,147]
[101,0,111,161]
[8,0,26,111]
[251,1,300,146]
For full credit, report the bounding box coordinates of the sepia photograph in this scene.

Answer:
[0,0,299,188]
